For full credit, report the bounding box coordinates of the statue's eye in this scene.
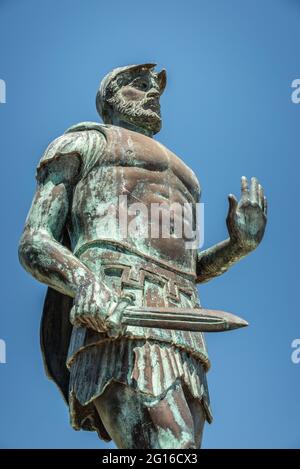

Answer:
[132,78,148,91]
[140,81,148,91]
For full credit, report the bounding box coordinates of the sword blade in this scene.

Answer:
[121,306,248,332]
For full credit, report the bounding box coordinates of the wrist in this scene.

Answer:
[228,236,255,257]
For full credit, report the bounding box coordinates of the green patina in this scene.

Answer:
[18,63,267,449]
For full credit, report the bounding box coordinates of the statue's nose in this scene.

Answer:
[147,89,160,99]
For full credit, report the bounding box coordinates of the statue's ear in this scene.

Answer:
[158,69,167,95]
[101,103,113,124]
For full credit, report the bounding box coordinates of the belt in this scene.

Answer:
[101,254,197,304]
[74,239,196,279]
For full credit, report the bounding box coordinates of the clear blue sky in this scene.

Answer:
[0,0,299,449]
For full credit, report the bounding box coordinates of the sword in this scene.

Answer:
[106,296,248,334]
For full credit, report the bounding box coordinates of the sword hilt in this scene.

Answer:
[105,293,136,337]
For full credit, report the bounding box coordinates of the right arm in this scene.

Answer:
[18,133,120,332]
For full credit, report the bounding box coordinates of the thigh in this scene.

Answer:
[93,381,156,449]
[145,382,197,449]
[94,380,198,449]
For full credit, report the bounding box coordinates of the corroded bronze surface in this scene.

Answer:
[18,63,267,449]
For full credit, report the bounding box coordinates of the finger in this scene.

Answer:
[93,318,102,332]
[92,312,106,332]
[88,308,100,330]
[90,317,103,332]
[227,194,238,215]
[263,196,268,216]
[84,315,94,330]
[241,176,249,200]
[258,184,264,210]
[72,306,80,323]
[250,177,259,204]
[84,284,93,310]
[88,312,96,327]
[76,315,85,328]
[70,306,76,324]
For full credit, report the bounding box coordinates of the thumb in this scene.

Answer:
[227,194,238,215]
[69,305,76,325]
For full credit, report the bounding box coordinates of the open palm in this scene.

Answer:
[226,176,267,253]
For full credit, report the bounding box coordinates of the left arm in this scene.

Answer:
[196,176,267,284]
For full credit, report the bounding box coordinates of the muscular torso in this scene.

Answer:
[66,125,200,275]
[33,123,210,369]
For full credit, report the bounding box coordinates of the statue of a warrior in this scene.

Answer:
[18,63,267,448]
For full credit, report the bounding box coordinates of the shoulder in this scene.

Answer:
[37,122,107,182]
[65,121,109,136]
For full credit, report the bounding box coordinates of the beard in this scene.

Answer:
[107,94,162,134]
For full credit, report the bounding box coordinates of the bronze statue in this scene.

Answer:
[18,63,267,449]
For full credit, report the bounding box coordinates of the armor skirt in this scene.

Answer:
[67,247,212,441]
[68,338,212,441]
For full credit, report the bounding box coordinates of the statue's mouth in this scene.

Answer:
[143,97,160,114]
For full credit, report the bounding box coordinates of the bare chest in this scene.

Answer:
[99,128,201,202]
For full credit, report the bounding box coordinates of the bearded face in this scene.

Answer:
[106,71,162,134]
